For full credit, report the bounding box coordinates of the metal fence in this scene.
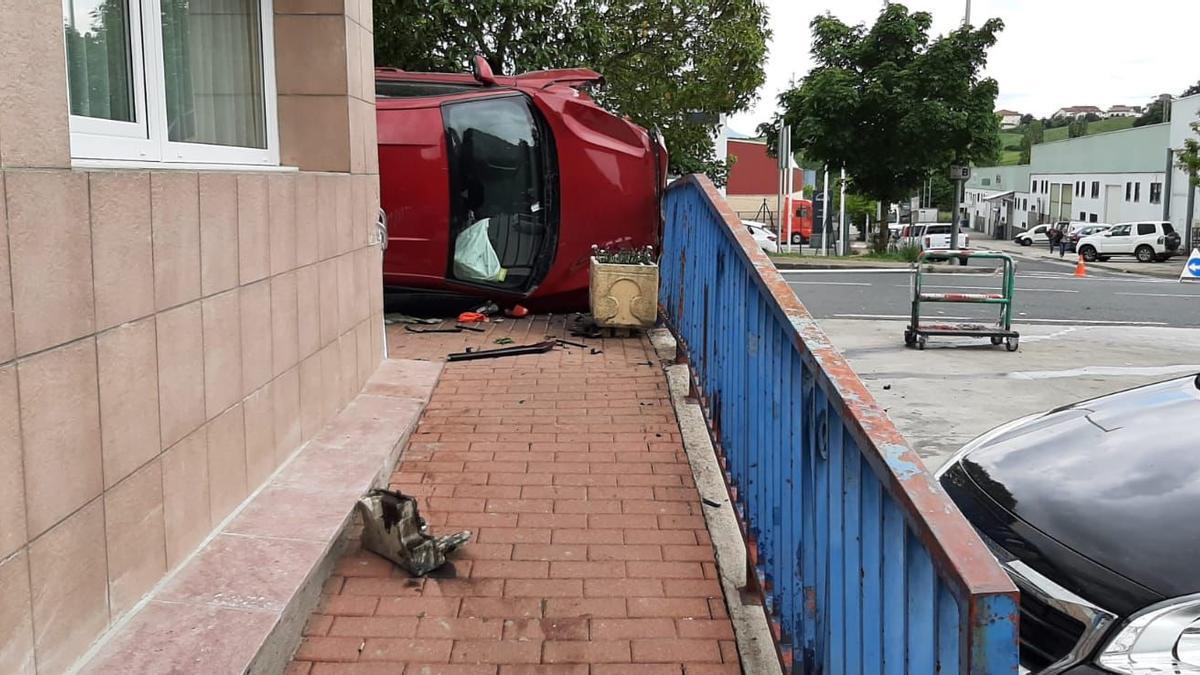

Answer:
[660,175,1019,674]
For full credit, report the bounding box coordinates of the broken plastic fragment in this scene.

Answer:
[355,489,470,576]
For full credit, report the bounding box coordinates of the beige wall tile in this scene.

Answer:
[337,253,356,335]
[90,171,154,330]
[97,317,161,489]
[199,174,239,295]
[202,289,243,418]
[273,366,301,464]
[0,366,25,559]
[243,384,275,489]
[0,0,69,167]
[268,173,297,275]
[29,500,108,675]
[295,174,319,266]
[275,15,349,96]
[316,174,338,261]
[271,271,299,377]
[0,173,13,364]
[347,90,365,175]
[355,318,373,390]
[274,0,346,13]
[336,173,354,254]
[318,258,340,347]
[278,96,350,173]
[359,0,373,33]
[365,99,380,175]
[320,342,342,425]
[18,339,102,539]
[351,174,367,249]
[237,174,270,285]
[239,279,273,394]
[344,20,363,105]
[343,0,358,23]
[151,172,202,311]
[355,246,372,324]
[296,264,321,358]
[7,170,93,356]
[161,427,209,570]
[298,353,322,441]
[156,302,206,448]
[0,551,34,675]
[370,245,384,324]
[370,309,382,364]
[104,459,166,618]
[207,404,247,524]
[338,331,357,408]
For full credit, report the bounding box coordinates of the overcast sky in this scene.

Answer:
[728,0,1198,135]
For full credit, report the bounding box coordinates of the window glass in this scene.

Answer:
[1111,225,1131,236]
[1164,223,1176,235]
[377,81,480,98]
[161,0,266,148]
[1137,223,1155,235]
[444,95,554,290]
[64,0,135,122]
[1134,183,1141,202]
[1091,181,1100,198]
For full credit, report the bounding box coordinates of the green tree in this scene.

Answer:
[1019,119,1043,164]
[763,4,1003,246]
[1177,116,1200,188]
[373,0,770,183]
[1183,80,1200,97]
[1068,118,1089,138]
[1134,98,1167,127]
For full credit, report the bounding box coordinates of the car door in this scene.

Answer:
[1135,222,1157,249]
[1030,225,1048,242]
[1102,224,1133,254]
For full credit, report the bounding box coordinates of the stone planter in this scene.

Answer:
[589,257,659,328]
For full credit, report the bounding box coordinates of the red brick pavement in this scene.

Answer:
[287,321,742,674]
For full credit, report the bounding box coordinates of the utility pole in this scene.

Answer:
[948,0,972,251]
[839,168,848,255]
[821,167,831,256]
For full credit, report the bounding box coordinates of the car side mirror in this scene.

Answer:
[471,54,497,86]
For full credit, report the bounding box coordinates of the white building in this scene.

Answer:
[996,109,1022,129]
[1052,105,1103,119]
[1105,104,1142,119]
[966,94,1200,247]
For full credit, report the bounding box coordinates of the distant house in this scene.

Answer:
[1105,104,1143,118]
[1053,105,1104,119]
[724,138,804,215]
[996,109,1022,128]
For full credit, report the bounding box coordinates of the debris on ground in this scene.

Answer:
[554,338,589,349]
[355,489,470,576]
[505,304,530,318]
[405,326,464,334]
[473,301,501,317]
[702,497,723,508]
[494,337,515,345]
[385,313,441,326]
[447,340,557,362]
[457,311,489,324]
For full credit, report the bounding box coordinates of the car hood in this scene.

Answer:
[961,375,1200,600]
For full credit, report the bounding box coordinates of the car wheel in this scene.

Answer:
[1135,245,1155,263]
[1079,245,1099,262]
[1019,238,1031,247]
[791,233,803,245]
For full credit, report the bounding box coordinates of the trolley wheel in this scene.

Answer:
[904,330,916,346]
[917,336,927,351]
[1006,337,1019,352]
[990,336,1003,346]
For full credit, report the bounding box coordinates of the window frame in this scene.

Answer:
[1149,182,1163,205]
[1133,182,1141,202]
[66,0,280,167]
[1091,181,1100,198]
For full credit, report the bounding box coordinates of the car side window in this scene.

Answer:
[1110,225,1131,236]
[1137,223,1156,236]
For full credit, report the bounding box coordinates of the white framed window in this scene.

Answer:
[64,0,279,166]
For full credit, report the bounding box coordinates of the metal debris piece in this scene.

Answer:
[702,497,722,508]
[458,324,486,333]
[447,340,556,362]
[555,338,589,349]
[405,325,462,334]
[384,314,440,325]
[355,489,470,576]
[494,337,515,345]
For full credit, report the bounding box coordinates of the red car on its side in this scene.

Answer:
[376,57,667,311]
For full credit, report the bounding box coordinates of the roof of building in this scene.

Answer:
[1056,105,1103,114]
[995,109,1020,115]
[1107,105,1140,112]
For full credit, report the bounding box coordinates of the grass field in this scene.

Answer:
[995,116,1137,165]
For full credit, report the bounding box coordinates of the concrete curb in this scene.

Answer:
[980,244,1183,279]
[648,329,783,675]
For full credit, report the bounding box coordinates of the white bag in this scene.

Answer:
[453,219,506,283]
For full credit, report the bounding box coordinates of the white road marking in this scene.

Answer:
[1008,364,1200,380]
[831,313,1169,326]
[779,268,913,275]
[897,284,1079,294]
[790,281,872,286]
[1116,292,1200,298]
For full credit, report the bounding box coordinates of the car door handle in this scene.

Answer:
[374,208,388,250]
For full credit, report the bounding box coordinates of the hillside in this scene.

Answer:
[995,116,1137,165]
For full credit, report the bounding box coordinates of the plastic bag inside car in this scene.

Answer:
[453,219,507,283]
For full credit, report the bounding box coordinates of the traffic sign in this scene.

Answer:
[1180,249,1200,283]
[949,165,971,181]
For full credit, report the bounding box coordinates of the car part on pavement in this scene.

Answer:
[355,489,470,576]
[446,340,557,362]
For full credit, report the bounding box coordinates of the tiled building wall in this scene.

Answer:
[0,1,382,673]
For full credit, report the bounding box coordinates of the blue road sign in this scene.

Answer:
[1180,249,1200,282]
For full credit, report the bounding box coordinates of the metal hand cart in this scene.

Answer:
[904,251,1020,351]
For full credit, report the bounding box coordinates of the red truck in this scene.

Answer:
[375,57,667,310]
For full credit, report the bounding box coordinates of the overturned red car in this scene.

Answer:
[376,57,667,310]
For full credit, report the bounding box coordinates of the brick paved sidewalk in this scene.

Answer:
[288,321,742,674]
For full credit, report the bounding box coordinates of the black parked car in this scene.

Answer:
[937,374,1200,675]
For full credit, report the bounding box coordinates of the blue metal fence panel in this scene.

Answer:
[659,175,1019,674]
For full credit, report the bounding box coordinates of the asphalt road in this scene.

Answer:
[784,259,1200,329]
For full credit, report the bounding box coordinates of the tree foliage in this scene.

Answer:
[762,4,1002,210]
[1183,80,1200,98]
[1177,115,1200,187]
[373,0,770,182]
[1067,118,1089,138]
[1134,98,1167,127]
[1019,119,1043,164]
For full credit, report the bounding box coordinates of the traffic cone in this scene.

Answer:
[1074,255,1087,278]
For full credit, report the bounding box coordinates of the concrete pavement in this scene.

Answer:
[979,235,1189,280]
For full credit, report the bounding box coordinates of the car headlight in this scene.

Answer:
[932,411,1044,480]
[1097,594,1200,674]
